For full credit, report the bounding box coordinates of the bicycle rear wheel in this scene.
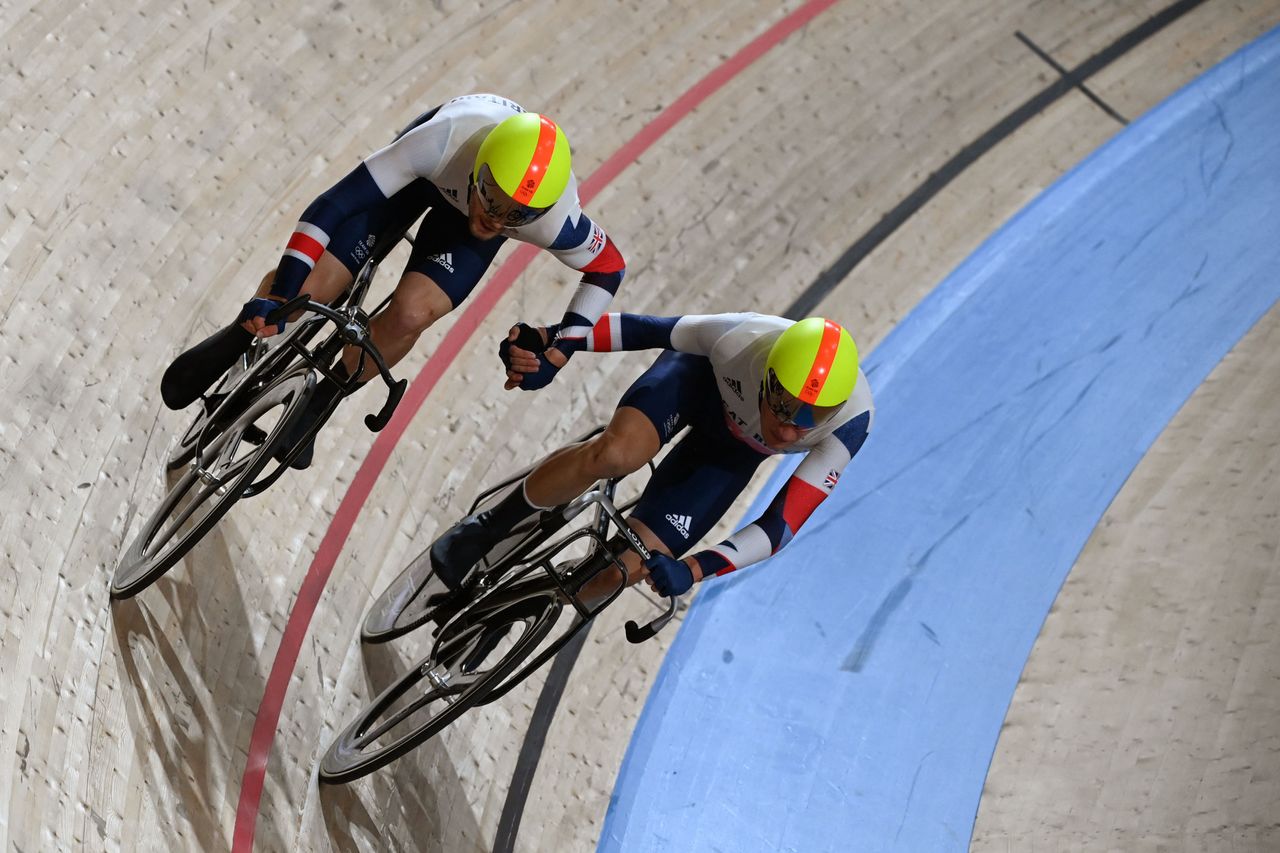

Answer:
[320,581,563,784]
[111,367,315,599]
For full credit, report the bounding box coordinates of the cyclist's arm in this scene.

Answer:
[268,123,447,301]
[689,412,872,578]
[559,312,759,355]
[538,212,627,358]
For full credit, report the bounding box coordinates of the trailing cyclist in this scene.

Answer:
[160,93,626,467]
[431,312,874,603]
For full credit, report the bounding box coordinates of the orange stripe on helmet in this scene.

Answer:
[798,319,844,404]
[512,115,560,206]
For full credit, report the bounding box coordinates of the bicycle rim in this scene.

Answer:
[361,511,569,645]
[360,547,440,643]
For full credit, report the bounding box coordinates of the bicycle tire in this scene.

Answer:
[111,367,316,599]
[319,582,563,783]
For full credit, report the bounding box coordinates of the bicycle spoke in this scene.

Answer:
[354,667,486,748]
[148,435,254,553]
[147,478,208,553]
[115,367,317,599]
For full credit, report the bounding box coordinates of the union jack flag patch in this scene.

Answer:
[588,225,605,254]
[824,469,841,489]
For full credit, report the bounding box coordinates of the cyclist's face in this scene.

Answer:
[759,399,807,449]
[467,165,550,239]
[758,368,843,448]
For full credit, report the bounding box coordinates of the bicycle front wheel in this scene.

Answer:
[111,367,315,599]
[165,317,324,471]
[320,582,563,783]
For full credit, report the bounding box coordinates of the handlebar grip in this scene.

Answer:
[624,619,658,644]
[265,294,311,325]
[363,379,407,432]
[365,378,407,432]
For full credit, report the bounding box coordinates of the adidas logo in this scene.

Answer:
[665,513,692,539]
[428,252,455,273]
[722,376,743,400]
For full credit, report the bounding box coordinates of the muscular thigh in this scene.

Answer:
[325,178,436,276]
[616,351,725,445]
[628,428,765,557]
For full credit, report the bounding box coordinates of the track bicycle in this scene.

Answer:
[319,465,677,783]
[110,238,410,599]
[360,426,610,645]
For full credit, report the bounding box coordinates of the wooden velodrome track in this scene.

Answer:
[4,0,1279,850]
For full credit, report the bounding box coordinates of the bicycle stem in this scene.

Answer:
[266,295,407,432]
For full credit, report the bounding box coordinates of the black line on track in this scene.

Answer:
[498,0,1210,844]
[787,0,1209,318]
[493,625,594,853]
[1016,31,1130,125]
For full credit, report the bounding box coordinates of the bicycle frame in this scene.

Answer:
[186,239,408,497]
[430,479,679,706]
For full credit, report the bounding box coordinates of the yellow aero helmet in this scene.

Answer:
[473,112,572,209]
[766,318,859,408]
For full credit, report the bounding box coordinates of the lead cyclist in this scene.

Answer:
[160,94,626,467]
[431,312,874,604]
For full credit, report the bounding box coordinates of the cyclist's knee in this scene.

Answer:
[386,298,447,337]
[386,276,453,337]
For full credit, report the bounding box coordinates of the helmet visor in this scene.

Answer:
[473,164,552,228]
[762,367,844,430]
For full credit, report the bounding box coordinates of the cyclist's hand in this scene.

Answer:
[499,322,547,370]
[507,349,566,390]
[238,296,288,337]
[644,552,695,597]
[500,323,566,390]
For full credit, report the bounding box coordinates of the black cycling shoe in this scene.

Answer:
[161,324,254,410]
[272,401,323,470]
[270,366,357,470]
[428,514,505,592]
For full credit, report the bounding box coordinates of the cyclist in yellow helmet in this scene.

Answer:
[160,94,625,467]
[426,311,874,605]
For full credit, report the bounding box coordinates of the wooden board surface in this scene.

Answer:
[2,1,1278,850]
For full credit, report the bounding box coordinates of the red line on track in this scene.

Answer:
[231,1,838,848]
